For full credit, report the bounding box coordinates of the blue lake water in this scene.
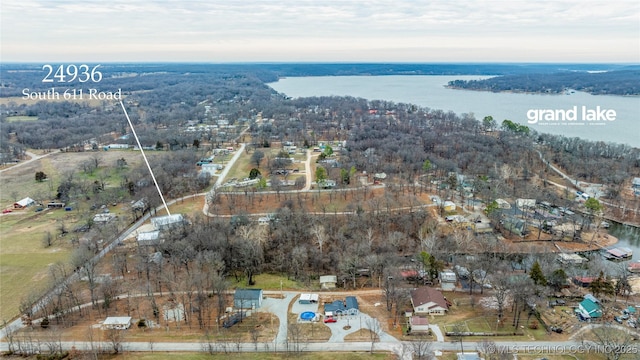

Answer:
[268,75,640,148]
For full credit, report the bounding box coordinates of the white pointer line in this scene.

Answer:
[119,101,171,216]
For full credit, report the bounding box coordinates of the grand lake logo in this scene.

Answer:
[526,106,616,125]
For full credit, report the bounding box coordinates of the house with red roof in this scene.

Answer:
[410,287,449,316]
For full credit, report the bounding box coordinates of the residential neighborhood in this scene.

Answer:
[1,60,640,360]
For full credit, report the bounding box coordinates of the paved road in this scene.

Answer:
[3,338,637,358]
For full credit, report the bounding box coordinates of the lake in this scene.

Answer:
[268,75,640,148]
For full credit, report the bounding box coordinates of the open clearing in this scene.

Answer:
[0,150,161,321]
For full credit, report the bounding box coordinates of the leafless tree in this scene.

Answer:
[366,317,382,353]
[287,323,307,354]
[2,319,17,353]
[591,323,636,360]
[86,325,101,360]
[311,223,327,253]
[478,339,511,360]
[41,331,63,356]
[71,246,99,307]
[201,331,218,354]
[411,335,435,359]
[491,274,511,327]
[104,328,125,354]
[250,327,260,350]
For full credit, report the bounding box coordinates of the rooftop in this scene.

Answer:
[411,287,448,310]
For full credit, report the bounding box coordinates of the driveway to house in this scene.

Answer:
[302,149,313,191]
[259,291,296,346]
[429,324,444,342]
[326,312,398,343]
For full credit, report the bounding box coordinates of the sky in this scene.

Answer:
[1,0,639,63]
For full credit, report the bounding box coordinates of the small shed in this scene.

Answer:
[234,289,263,309]
[14,197,35,209]
[320,275,337,289]
[103,316,132,330]
[299,293,319,304]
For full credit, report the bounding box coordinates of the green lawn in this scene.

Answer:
[0,212,74,321]
[232,273,306,291]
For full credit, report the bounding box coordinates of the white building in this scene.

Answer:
[299,293,319,304]
[102,316,132,330]
[13,197,35,209]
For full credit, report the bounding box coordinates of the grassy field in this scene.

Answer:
[432,291,551,341]
[0,150,160,321]
[0,210,74,321]
[232,273,306,291]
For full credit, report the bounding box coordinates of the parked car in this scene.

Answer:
[621,314,630,320]
[627,319,637,328]
[2,209,12,214]
[549,325,563,333]
[615,316,623,324]
[324,316,337,323]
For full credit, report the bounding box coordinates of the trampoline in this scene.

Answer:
[300,311,316,321]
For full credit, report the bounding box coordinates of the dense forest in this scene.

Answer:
[447,70,640,95]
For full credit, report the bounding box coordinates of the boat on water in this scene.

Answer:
[628,261,640,273]
[603,247,634,261]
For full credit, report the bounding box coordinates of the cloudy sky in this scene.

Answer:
[1,0,638,63]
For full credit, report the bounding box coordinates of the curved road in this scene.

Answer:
[0,150,58,174]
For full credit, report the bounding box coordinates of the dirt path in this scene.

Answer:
[0,150,58,174]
